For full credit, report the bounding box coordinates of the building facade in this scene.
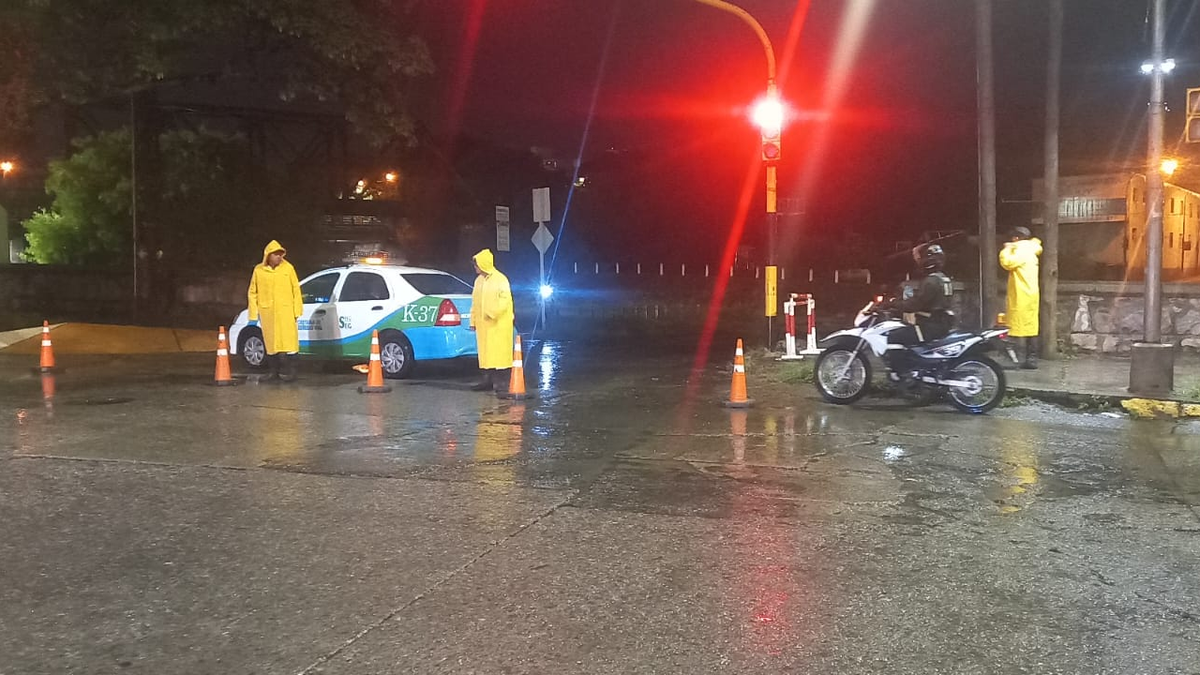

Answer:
[1032,173,1200,280]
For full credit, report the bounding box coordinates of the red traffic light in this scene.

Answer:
[761,140,781,161]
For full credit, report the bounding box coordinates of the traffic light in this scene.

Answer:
[752,96,784,162]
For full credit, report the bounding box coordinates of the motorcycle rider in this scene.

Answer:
[884,243,956,374]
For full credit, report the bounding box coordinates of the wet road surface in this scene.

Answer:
[1,342,1199,674]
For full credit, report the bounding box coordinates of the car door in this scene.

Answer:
[297,271,343,356]
[334,270,395,358]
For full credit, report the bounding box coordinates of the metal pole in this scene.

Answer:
[976,0,999,329]
[1129,0,1174,395]
[130,94,139,319]
[539,251,547,330]
[1144,0,1165,343]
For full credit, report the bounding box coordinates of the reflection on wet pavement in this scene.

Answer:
[2,343,1200,673]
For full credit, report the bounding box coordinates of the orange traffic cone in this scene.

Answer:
[213,326,235,386]
[502,335,534,400]
[358,330,393,393]
[723,338,754,408]
[39,320,56,372]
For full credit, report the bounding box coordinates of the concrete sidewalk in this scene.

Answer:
[1005,353,1200,404]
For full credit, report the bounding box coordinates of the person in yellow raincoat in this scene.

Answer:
[247,240,303,381]
[469,249,514,393]
[999,226,1043,369]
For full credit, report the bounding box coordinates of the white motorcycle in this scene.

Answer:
[814,298,1009,414]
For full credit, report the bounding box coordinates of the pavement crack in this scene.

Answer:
[294,492,575,675]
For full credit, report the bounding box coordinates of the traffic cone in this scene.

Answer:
[358,330,392,393]
[723,338,754,408]
[502,335,534,401]
[38,321,56,372]
[213,326,236,386]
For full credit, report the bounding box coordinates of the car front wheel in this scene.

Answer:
[238,328,267,370]
[379,333,415,379]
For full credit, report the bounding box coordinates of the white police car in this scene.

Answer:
[228,262,475,378]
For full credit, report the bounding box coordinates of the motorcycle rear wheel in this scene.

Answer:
[944,356,1006,414]
[815,348,872,404]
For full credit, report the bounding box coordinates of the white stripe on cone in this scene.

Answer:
[217,349,228,356]
[513,359,523,368]
[42,340,52,347]
[370,353,381,361]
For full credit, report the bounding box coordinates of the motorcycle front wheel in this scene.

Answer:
[944,356,1006,414]
[815,348,872,404]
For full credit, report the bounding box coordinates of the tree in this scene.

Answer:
[23,127,323,268]
[2,0,433,148]
[23,130,133,266]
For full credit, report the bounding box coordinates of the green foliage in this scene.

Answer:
[23,130,133,265]
[4,0,433,148]
[23,127,323,268]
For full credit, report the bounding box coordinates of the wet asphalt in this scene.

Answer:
[1,340,1199,674]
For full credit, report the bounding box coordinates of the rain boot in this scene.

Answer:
[280,353,297,382]
[470,369,493,391]
[266,353,281,381]
[1021,337,1039,370]
[493,368,512,397]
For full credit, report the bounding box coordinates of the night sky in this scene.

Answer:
[409,0,1200,264]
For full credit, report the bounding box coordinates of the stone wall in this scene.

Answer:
[1063,282,1200,353]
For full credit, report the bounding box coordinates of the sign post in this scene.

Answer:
[531,187,554,329]
[495,205,510,252]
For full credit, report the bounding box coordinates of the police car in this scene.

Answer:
[228,261,475,378]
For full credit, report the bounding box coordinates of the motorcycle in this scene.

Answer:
[813,297,1009,414]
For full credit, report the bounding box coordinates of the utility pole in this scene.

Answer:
[1129,0,1174,394]
[1041,0,1062,359]
[976,0,998,329]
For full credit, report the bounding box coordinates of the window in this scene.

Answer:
[301,273,340,304]
[1169,232,1175,248]
[339,272,390,302]
[1170,198,1176,214]
[402,273,472,296]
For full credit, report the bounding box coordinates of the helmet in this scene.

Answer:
[1011,226,1032,240]
[918,244,946,272]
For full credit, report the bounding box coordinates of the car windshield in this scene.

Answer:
[402,273,472,296]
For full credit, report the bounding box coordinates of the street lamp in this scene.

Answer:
[1160,158,1179,176]
[0,160,14,179]
[1130,0,1174,395]
[693,0,782,344]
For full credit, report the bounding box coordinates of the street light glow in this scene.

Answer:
[1140,58,1176,75]
[539,284,554,299]
[751,96,785,137]
[1161,158,1179,176]
[0,160,13,175]
[384,172,397,182]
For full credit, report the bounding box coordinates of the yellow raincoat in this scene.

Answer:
[247,240,303,354]
[999,237,1042,337]
[470,249,514,369]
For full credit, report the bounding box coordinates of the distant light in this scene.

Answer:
[362,256,385,265]
[573,176,587,188]
[0,160,13,175]
[384,172,397,183]
[539,284,554,299]
[354,179,366,195]
[1141,59,1177,75]
[1161,158,1179,176]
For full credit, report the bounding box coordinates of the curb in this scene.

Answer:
[1009,385,1200,420]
